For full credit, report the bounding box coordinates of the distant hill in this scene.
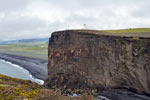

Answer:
[0,38,49,44]
[18,38,49,43]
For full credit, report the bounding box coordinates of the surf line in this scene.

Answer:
[0,59,44,85]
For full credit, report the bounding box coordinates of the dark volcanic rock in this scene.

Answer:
[45,30,150,95]
[98,89,150,100]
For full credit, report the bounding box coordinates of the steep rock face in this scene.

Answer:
[46,30,150,94]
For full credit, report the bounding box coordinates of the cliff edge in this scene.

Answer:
[45,29,150,95]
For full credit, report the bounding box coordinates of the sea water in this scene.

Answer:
[0,59,44,85]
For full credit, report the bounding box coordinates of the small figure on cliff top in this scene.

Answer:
[82,24,88,30]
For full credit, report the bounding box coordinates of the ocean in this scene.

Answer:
[0,59,44,85]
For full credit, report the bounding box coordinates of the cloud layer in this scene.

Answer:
[0,0,150,40]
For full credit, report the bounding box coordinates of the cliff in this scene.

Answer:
[46,29,150,95]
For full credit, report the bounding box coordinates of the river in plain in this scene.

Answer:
[0,59,44,85]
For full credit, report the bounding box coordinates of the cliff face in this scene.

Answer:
[46,30,150,94]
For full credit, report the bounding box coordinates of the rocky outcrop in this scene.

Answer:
[45,30,150,95]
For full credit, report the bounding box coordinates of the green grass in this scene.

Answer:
[0,84,10,87]
[103,28,150,33]
[75,28,150,37]
[0,74,41,100]
[0,42,48,60]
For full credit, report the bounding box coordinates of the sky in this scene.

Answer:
[0,0,150,40]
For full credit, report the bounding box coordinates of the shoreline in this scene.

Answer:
[0,59,44,85]
[0,53,48,81]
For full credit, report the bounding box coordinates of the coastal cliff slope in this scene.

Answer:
[0,74,95,100]
[46,29,150,95]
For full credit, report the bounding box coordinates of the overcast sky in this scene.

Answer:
[0,0,150,40]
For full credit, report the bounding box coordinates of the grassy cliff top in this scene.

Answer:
[102,28,150,33]
[69,28,150,37]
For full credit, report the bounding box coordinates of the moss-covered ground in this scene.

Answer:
[0,74,41,100]
[76,28,150,37]
[0,74,95,100]
[103,28,150,33]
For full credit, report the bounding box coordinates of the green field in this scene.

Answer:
[76,28,150,37]
[102,28,150,33]
[101,28,150,37]
[0,42,48,60]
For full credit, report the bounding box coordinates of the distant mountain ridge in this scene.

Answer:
[0,38,49,44]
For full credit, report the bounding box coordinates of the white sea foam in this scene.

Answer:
[95,95,111,100]
[68,93,110,100]
[0,59,44,85]
[68,93,81,98]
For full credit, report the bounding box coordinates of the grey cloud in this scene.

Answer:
[44,0,148,9]
[131,4,150,18]
[0,0,29,12]
[0,15,47,33]
[0,13,48,40]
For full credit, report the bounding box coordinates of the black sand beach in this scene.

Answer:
[0,53,48,80]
